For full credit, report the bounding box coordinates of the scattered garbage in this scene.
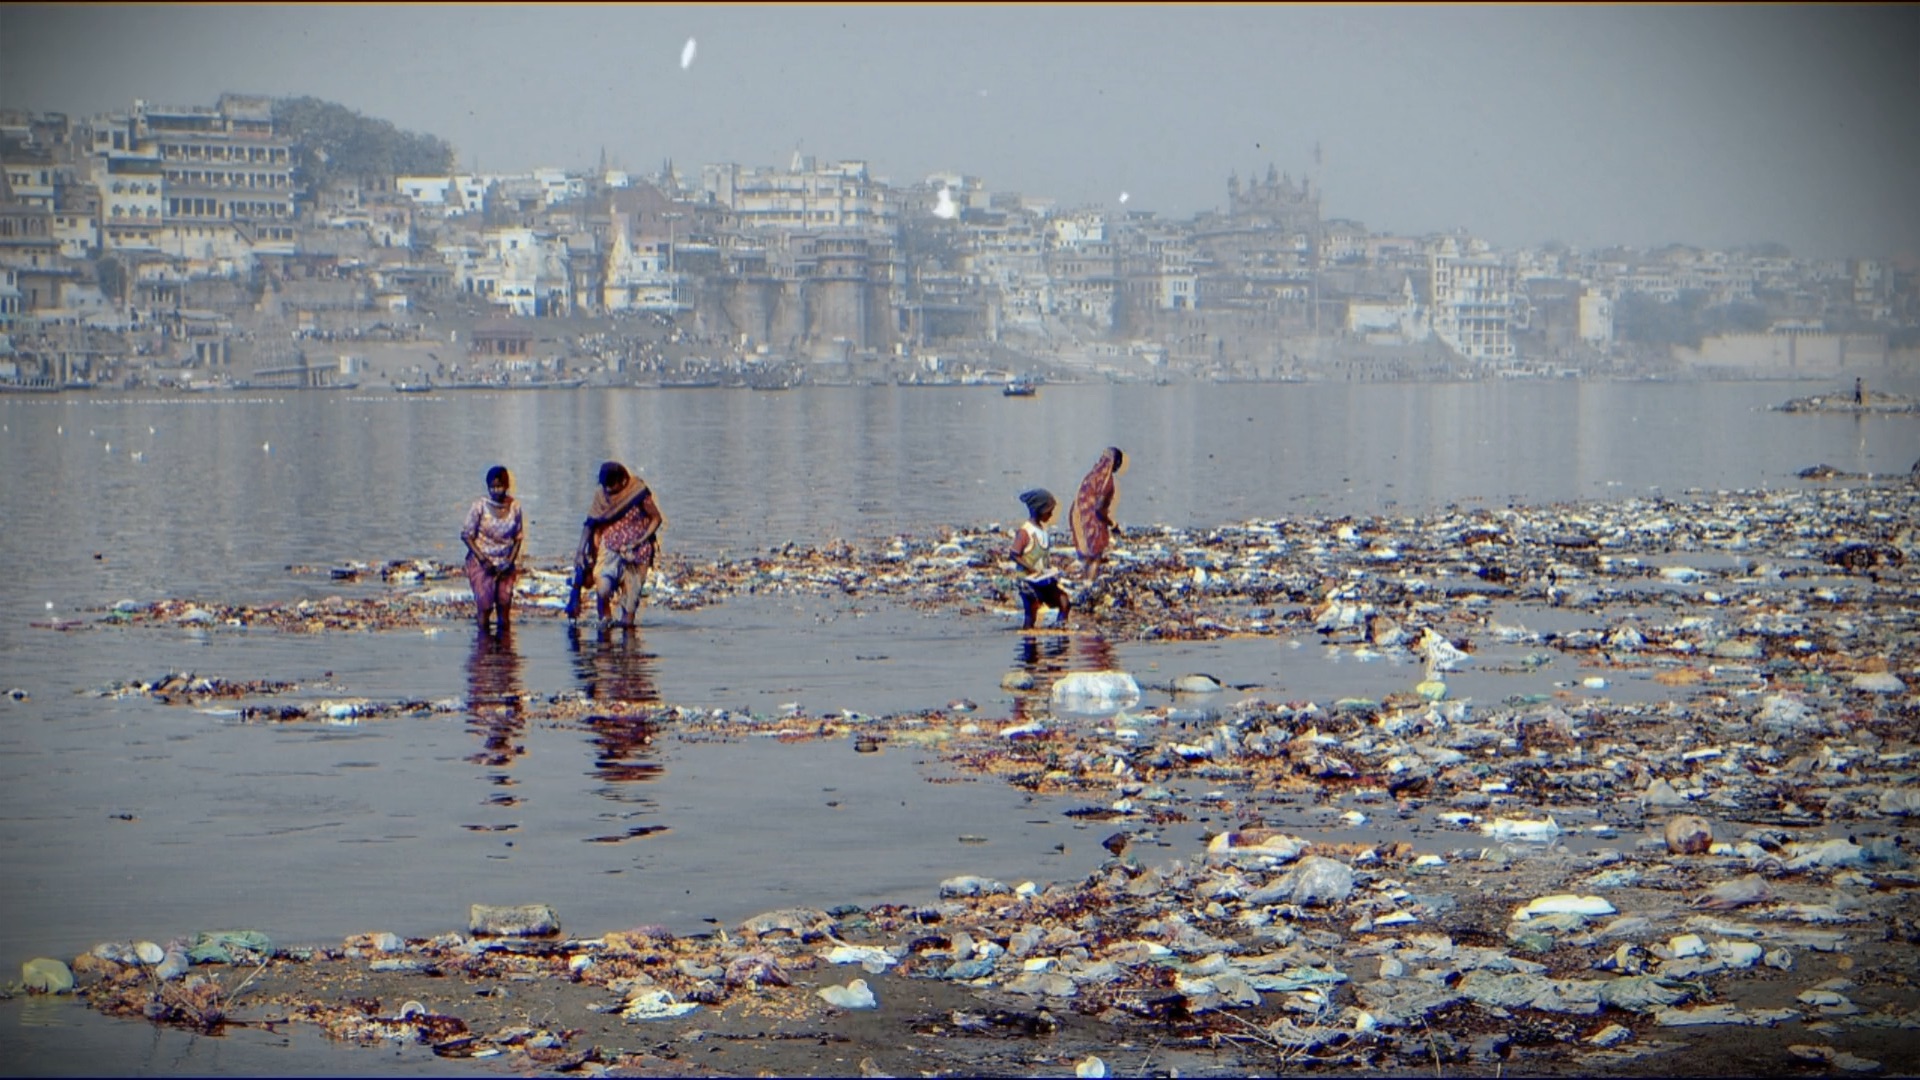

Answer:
[46,478,1920,1075]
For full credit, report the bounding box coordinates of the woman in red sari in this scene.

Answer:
[1069,446,1126,579]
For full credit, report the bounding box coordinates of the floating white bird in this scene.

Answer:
[262,442,271,453]
[681,37,697,69]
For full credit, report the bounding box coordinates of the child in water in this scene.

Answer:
[1009,488,1071,630]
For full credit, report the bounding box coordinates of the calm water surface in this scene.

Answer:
[1,379,1915,1073]
[6,379,1915,613]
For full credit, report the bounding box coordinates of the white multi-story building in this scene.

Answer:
[130,96,296,225]
[1578,287,1614,346]
[958,207,1051,327]
[1049,208,1107,249]
[1427,235,1515,362]
[701,156,895,232]
[94,154,165,251]
[446,229,563,316]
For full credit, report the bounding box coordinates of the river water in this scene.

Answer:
[1,377,1915,1074]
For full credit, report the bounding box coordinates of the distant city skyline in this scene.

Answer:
[2,4,1915,261]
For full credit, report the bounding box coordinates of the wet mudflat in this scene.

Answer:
[7,477,1919,1077]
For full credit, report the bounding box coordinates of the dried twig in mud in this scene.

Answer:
[1134,1034,1163,1079]
[1417,1015,1444,1078]
[221,956,273,1008]
[1210,1008,1332,1072]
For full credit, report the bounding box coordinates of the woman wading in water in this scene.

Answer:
[581,461,666,629]
[461,465,524,635]
[1070,446,1126,581]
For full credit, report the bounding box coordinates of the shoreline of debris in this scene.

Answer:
[13,477,1919,1076]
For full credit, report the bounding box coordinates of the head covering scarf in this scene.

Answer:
[1070,447,1123,562]
[590,469,648,523]
[1019,488,1056,518]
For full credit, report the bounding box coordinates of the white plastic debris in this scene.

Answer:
[1667,933,1707,958]
[1481,816,1561,842]
[1514,894,1616,921]
[621,990,700,1020]
[1051,671,1141,714]
[817,978,878,1009]
[824,944,899,972]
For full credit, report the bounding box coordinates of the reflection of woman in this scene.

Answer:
[567,625,664,792]
[464,628,525,772]
[1070,447,1127,578]
[462,465,524,635]
[568,623,659,706]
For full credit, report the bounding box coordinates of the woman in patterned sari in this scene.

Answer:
[1069,446,1126,579]
[462,465,524,635]
[584,461,666,628]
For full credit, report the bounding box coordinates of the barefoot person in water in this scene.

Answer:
[1070,446,1126,581]
[582,461,666,629]
[1009,488,1070,630]
[461,465,523,635]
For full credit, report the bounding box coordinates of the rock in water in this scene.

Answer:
[22,958,73,993]
[469,903,560,937]
[1665,814,1714,855]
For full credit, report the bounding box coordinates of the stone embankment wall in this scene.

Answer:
[1674,333,1916,377]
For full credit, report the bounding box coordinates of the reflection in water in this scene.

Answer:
[1009,635,1069,723]
[1070,631,1118,673]
[568,624,660,706]
[1008,631,1121,722]
[568,625,668,843]
[464,629,527,812]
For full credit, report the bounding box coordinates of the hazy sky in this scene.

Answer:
[3,4,1915,259]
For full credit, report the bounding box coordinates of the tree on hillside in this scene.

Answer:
[271,96,455,196]
[96,254,127,308]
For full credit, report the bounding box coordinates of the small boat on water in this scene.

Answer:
[393,380,434,394]
[1003,377,1038,398]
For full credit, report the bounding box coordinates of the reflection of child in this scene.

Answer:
[1009,489,1071,630]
